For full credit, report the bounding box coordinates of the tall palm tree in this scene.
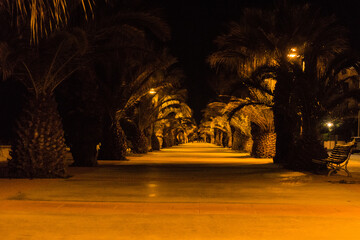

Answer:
[0,29,88,177]
[224,90,275,158]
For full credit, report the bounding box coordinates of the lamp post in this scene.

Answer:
[358,78,360,137]
[138,88,157,127]
[327,122,334,149]
[358,110,360,137]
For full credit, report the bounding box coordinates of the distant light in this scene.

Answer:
[287,48,300,58]
[326,122,334,128]
[149,88,156,94]
[288,53,299,58]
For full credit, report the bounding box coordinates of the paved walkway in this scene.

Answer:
[1,142,360,239]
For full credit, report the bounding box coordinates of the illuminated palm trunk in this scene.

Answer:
[133,130,148,153]
[151,132,160,150]
[8,94,67,178]
[232,129,252,152]
[251,132,276,158]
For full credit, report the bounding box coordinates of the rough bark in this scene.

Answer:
[8,94,67,178]
[232,129,253,152]
[252,132,276,158]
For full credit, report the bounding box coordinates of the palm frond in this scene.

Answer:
[3,0,95,44]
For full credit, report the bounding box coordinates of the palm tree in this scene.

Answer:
[0,30,88,177]
[209,2,356,169]
[224,90,276,158]
[202,101,233,147]
[229,114,252,152]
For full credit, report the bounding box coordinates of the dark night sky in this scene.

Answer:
[149,0,360,123]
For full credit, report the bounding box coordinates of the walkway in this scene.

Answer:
[1,142,360,239]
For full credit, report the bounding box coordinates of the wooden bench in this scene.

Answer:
[313,142,356,177]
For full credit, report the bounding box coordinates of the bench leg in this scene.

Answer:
[328,169,337,176]
[344,167,352,177]
[327,165,352,177]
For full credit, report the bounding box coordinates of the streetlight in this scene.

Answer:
[288,47,305,71]
[287,48,300,58]
[139,88,157,126]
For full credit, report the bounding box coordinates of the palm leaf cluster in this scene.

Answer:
[1,0,94,44]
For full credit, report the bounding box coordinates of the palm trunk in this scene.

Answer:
[292,104,327,170]
[232,129,253,152]
[227,130,233,148]
[151,132,160,150]
[8,94,67,178]
[215,129,222,146]
[70,142,98,166]
[251,132,276,158]
[273,72,298,165]
[99,115,127,160]
[133,130,148,153]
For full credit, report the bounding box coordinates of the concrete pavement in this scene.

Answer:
[1,142,360,239]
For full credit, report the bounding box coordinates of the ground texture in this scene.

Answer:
[1,142,360,239]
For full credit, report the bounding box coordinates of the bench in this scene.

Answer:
[313,142,356,177]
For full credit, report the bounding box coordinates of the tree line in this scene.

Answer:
[201,1,360,171]
[0,0,196,178]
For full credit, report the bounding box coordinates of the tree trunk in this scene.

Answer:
[8,94,67,178]
[227,130,232,148]
[252,132,276,158]
[70,142,98,166]
[133,131,148,153]
[290,134,328,170]
[151,133,160,151]
[99,116,127,160]
[273,72,298,165]
[62,117,101,167]
[291,105,327,170]
[232,129,252,152]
